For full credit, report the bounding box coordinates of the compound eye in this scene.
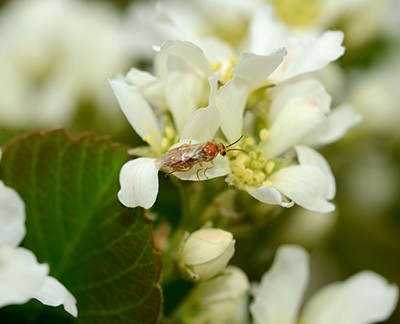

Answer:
[222,151,226,156]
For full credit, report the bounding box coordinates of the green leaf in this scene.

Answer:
[0,129,162,324]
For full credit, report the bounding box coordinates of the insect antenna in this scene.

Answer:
[226,135,244,148]
[227,148,249,154]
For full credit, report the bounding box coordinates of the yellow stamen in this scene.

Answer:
[161,138,169,151]
[266,161,275,174]
[254,170,266,183]
[143,135,152,144]
[263,180,273,187]
[165,126,175,140]
[246,137,255,146]
[211,62,222,72]
[259,128,270,142]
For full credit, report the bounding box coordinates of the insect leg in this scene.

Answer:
[203,160,215,179]
[165,165,194,177]
[196,163,203,181]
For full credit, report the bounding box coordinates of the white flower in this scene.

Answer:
[133,3,345,87]
[115,106,230,209]
[226,78,360,213]
[0,180,25,248]
[110,10,353,212]
[246,7,345,83]
[121,6,354,213]
[124,0,262,62]
[250,245,398,324]
[247,146,336,213]
[127,1,346,80]
[109,40,285,209]
[0,164,77,317]
[0,0,130,129]
[109,51,230,208]
[110,38,359,212]
[210,48,287,144]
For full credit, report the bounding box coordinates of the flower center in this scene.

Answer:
[203,16,248,49]
[160,126,179,153]
[269,0,321,28]
[212,57,239,86]
[129,121,179,158]
[226,132,294,190]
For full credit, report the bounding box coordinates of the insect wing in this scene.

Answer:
[155,142,206,172]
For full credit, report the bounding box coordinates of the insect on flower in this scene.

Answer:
[155,136,247,180]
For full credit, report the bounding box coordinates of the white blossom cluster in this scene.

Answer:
[110,4,360,212]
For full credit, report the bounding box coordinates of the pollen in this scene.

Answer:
[263,180,273,187]
[266,161,275,174]
[165,126,176,140]
[161,137,170,152]
[235,154,251,165]
[143,135,152,144]
[246,137,255,146]
[227,144,270,190]
[226,135,296,191]
[218,57,239,85]
[254,170,266,183]
[211,62,222,72]
[259,128,270,142]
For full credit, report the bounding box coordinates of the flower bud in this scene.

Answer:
[178,228,235,282]
[176,266,250,324]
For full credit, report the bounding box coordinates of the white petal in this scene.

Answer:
[190,266,249,301]
[180,105,221,142]
[0,246,48,308]
[248,7,288,56]
[213,49,286,143]
[295,145,336,200]
[270,165,335,213]
[304,103,362,147]
[165,53,209,133]
[107,78,162,153]
[247,185,294,208]
[0,181,26,247]
[125,68,167,110]
[31,276,78,318]
[250,245,309,324]
[200,37,236,68]
[271,30,345,82]
[154,2,202,46]
[248,9,345,82]
[173,155,230,181]
[263,95,328,159]
[212,76,249,143]
[269,78,332,123]
[118,158,159,209]
[232,49,286,91]
[155,40,213,83]
[182,228,234,265]
[288,30,345,80]
[301,271,398,324]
